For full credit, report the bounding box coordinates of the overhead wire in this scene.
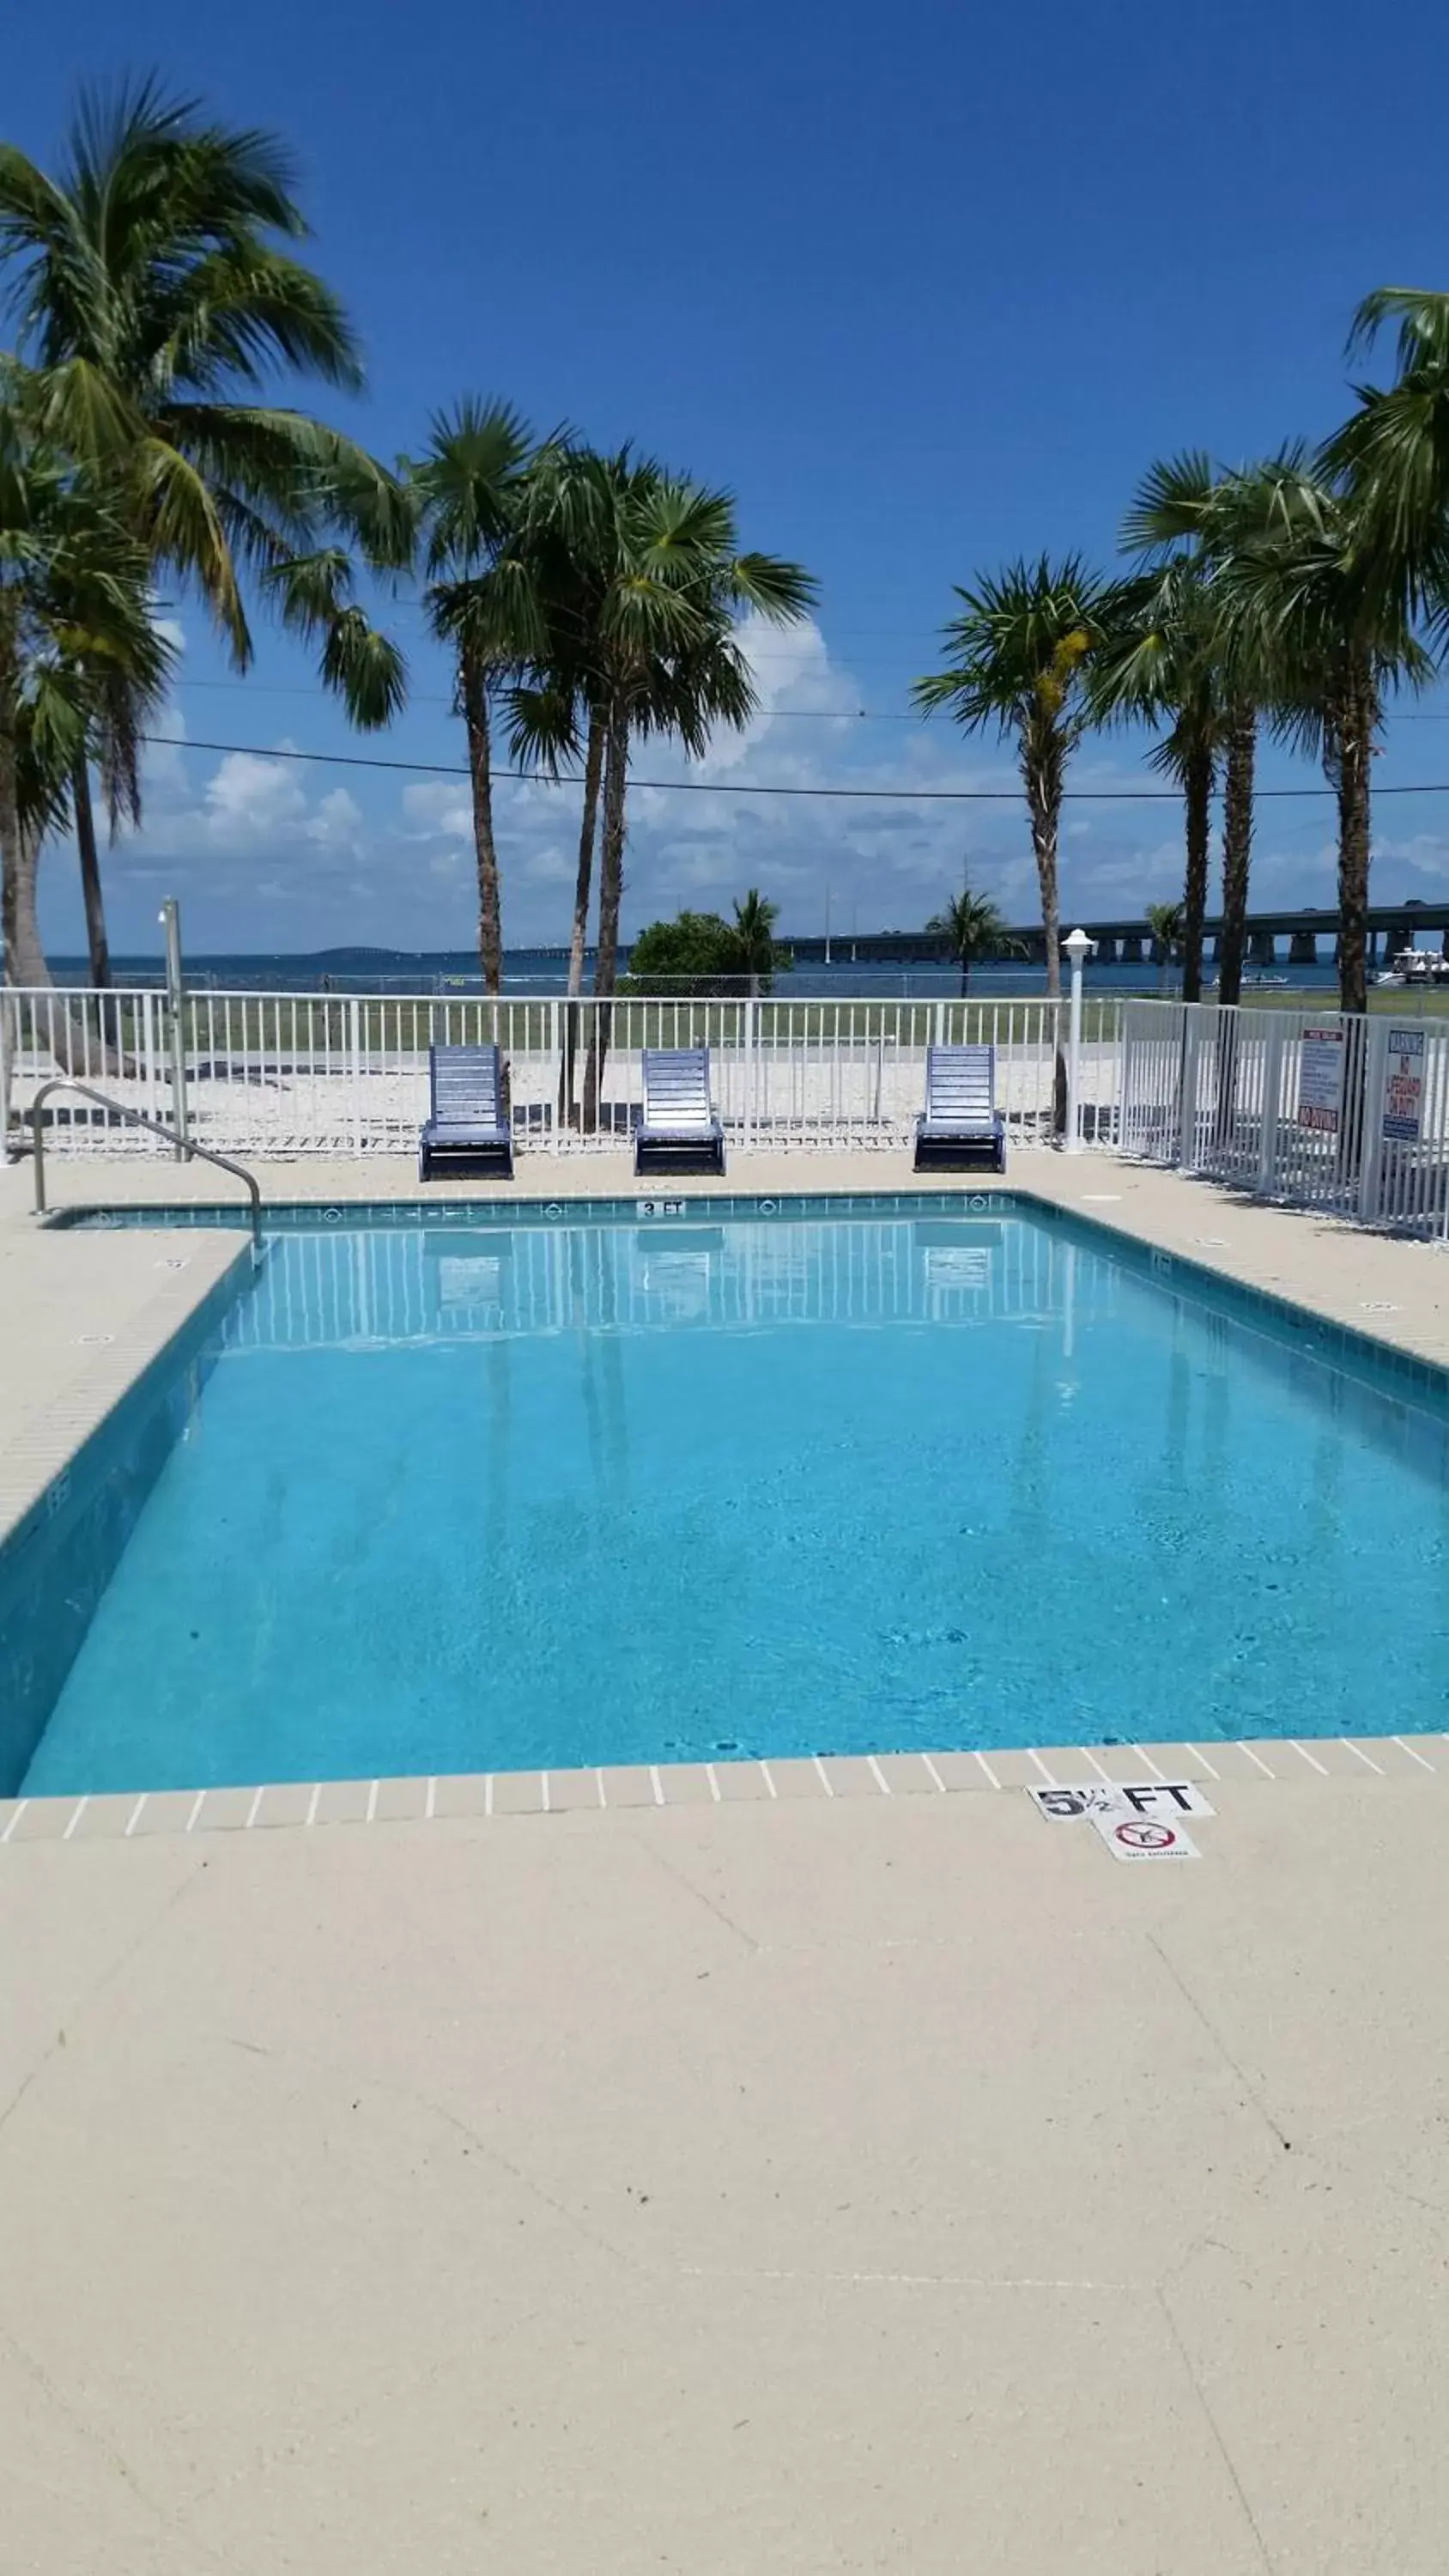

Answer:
[138,732,1449,802]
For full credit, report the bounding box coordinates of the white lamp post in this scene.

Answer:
[1062,927,1094,1154]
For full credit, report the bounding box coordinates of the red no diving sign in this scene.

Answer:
[1094,1813,1200,1863]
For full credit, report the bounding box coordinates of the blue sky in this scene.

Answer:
[10,0,1449,957]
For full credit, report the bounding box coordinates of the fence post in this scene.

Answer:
[1357,1013,1389,1224]
[348,994,363,1158]
[1256,1018,1285,1197]
[159,897,189,1157]
[1062,929,1092,1153]
[1177,1008,1202,1171]
[0,987,15,1151]
[743,996,758,1150]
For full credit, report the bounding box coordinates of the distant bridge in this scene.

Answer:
[772,901,1449,969]
[506,900,1449,975]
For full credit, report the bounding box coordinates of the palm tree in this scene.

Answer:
[0,376,172,1042]
[1145,900,1185,992]
[926,885,1016,994]
[1118,458,1276,1011]
[912,557,1107,1003]
[1316,289,1449,1012]
[532,459,811,1125]
[1210,448,1430,1016]
[409,399,539,992]
[46,532,176,990]
[724,887,780,996]
[501,440,615,1116]
[0,81,409,975]
[1091,544,1227,1002]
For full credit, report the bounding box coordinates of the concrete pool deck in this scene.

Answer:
[3,1144,1449,2569]
[5,1766,1449,2572]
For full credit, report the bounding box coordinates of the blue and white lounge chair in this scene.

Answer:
[418,1043,513,1182]
[913,1044,1005,1172]
[634,1047,725,1176]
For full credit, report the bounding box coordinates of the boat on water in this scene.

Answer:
[1376,946,1449,987]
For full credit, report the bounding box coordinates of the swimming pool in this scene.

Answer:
[6,1196,1448,1795]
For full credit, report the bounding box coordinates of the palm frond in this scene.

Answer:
[318,607,406,731]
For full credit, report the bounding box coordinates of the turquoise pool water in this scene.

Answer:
[7,1200,1449,1793]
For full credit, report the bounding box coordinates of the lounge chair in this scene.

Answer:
[418,1043,514,1182]
[913,1044,1006,1172]
[634,1047,725,1176]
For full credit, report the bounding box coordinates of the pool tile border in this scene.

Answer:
[3,1731,1443,1845]
[0,1236,254,1552]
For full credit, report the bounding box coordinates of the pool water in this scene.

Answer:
[9,1203,1449,1793]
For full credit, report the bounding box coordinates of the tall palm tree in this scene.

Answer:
[0,81,409,975]
[1210,448,1430,1016]
[0,376,172,1030]
[45,538,175,989]
[1091,543,1227,1002]
[912,556,1107,1002]
[1118,458,1275,1010]
[409,398,539,992]
[926,885,1016,994]
[526,459,811,1124]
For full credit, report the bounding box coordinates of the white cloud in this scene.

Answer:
[203,747,309,841]
[306,787,364,852]
[402,780,472,841]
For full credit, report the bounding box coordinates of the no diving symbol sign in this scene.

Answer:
[1095,1813,1200,1863]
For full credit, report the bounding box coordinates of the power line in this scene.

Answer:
[139,732,1449,802]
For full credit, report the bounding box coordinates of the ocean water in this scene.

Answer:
[12,1204,1449,1793]
[50,946,1348,1000]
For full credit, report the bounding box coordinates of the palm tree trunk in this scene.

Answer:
[0,622,25,985]
[1024,762,1063,997]
[72,755,112,989]
[462,652,503,995]
[1023,722,1065,1128]
[582,698,628,1133]
[1180,742,1215,1005]
[1217,701,1256,1009]
[560,706,604,1127]
[0,606,118,1095]
[1336,656,1375,1018]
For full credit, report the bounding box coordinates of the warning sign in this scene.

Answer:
[1298,1027,1345,1133]
[1094,1814,1200,1863]
[1382,1026,1427,1145]
[1028,1781,1215,1822]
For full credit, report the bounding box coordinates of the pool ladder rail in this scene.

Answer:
[27,1078,263,1250]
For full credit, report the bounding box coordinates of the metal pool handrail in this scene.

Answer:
[29,1078,262,1245]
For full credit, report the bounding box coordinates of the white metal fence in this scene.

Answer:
[1,986,1104,1159]
[1120,999,1449,1233]
[6,981,1449,1236]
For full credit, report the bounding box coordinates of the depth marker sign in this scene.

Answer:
[1027,1781,1214,1822]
